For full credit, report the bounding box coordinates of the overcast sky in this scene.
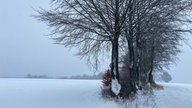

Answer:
[0,0,192,83]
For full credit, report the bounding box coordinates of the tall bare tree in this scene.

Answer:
[138,0,192,86]
[120,0,192,97]
[36,0,134,96]
[36,0,192,98]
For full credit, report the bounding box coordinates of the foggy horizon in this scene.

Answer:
[0,0,192,84]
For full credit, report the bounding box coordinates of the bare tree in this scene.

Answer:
[119,0,192,97]
[36,0,134,96]
[140,0,192,86]
[36,0,192,98]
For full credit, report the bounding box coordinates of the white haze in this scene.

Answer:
[0,0,192,83]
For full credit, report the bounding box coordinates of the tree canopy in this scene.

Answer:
[36,0,192,98]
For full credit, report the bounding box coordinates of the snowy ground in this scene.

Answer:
[0,78,191,108]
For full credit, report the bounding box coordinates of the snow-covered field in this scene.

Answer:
[0,79,191,108]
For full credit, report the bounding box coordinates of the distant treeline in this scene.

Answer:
[60,72,103,80]
[25,74,50,79]
[25,72,104,80]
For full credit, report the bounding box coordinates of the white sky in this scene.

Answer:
[0,0,192,83]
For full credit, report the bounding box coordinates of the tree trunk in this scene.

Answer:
[128,36,137,93]
[149,39,156,85]
[119,31,137,98]
[128,0,137,94]
[111,38,120,81]
[110,38,121,96]
[149,70,155,85]
[135,19,142,90]
[119,0,138,98]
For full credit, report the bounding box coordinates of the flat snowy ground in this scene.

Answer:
[0,79,191,108]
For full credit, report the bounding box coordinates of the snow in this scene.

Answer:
[111,78,121,95]
[154,83,192,108]
[0,78,192,108]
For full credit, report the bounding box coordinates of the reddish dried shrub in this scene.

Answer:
[102,69,112,87]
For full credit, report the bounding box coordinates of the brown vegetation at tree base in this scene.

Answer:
[101,69,117,98]
[151,83,164,90]
[102,69,112,87]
